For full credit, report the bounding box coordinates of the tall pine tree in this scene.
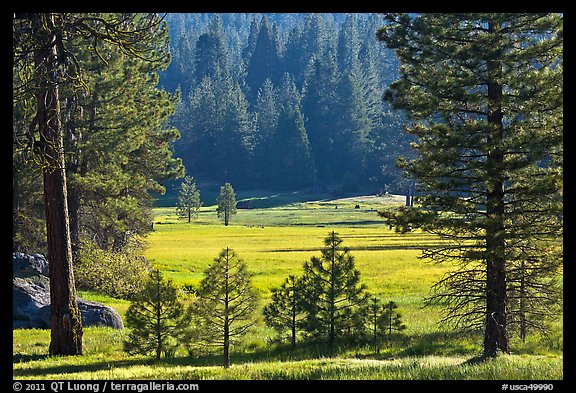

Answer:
[245,15,283,104]
[378,13,562,357]
[269,74,315,189]
[13,12,174,356]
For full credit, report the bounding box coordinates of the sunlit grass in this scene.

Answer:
[13,326,562,380]
[13,195,563,380]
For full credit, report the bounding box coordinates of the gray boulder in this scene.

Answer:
[13,277,51,329]
[77,299,124,329]
[13,252,124,330]
[13,252,50,276]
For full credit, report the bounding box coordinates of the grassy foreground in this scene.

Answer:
[13,193,563,380]
[13,328,562,380]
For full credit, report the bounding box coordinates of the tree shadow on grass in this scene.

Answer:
[13,331,487,378]
[168,331,483,368]
[13,357,156,378]
[164,341,341,368]
[396,330,483,358]
[13,354,50,363]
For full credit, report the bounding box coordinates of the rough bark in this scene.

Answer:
[33,13,83,356]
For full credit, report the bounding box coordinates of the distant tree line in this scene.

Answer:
[160,13,412,192]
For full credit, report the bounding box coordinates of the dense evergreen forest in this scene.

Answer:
[159,13,411,193]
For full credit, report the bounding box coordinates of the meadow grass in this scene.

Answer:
[13,194,563,380]
[13,328,562,380]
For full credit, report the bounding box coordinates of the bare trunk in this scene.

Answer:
[33,13,83,356]
[328,232,336,349]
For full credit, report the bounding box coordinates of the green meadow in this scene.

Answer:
[13,194,563,380]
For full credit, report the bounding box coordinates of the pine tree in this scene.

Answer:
[284,14,330,90]
[64,36,183,253]
[179,76,222,178]
[269,74,315,189]
[26,13,84,356]
[263,275,305,348]
[332,72,373,185]
[190,247,258,368]
[124,270,188,359]
[176,176,202,222]
[245,15,283,103]
[301,231,369,348]
[381,300,407,341]
[193,29,229,84]
[179,75,252,185]
[337,14,360,75]
[242,18,260,63]
[301,52,340,184]
[365,296,384,347]
[216,183,237,226]
[220,80,253,184]
[377,13,562,357]
[252,78,279,185]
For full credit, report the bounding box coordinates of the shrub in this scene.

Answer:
[75,241,150,299]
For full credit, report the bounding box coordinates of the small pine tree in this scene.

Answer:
[364,297,406,348]
[124,270,188,359]
[176,176,202,223]
[300,231,368,349]
[263,274,305,348]
[190,247,258,368]
[216,182,237,226]
[381,300,406,341]
[365,296,385,348]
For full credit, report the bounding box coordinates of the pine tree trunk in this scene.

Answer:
[519,259,527,343]
[13,167,22,250]
[64,96,81,258]
[156,270,162,360]
[223,247,231,368]
[291,289,297,349]
[328,232,336,349]
[483,19,509,358]
[372,308,377,348]
[33,13,83,356]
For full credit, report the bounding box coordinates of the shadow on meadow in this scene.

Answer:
[13,357,157,378]
[12,330,487,378]
[183,330,481,365]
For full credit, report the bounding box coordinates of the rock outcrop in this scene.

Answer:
[13,252,124,330]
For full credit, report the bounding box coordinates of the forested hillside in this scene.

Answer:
[159,13,411,193]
